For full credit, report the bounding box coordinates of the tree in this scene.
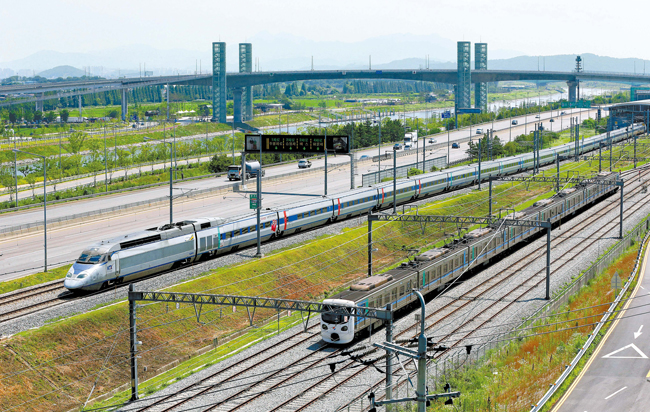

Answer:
[60,109,70,123]
[45,111,56,123]
[108,109,118,119]
[24,111,34,123]
[34,111,43,123]
[207,154,232,173]
[86,139,102,186]
[64,132,87,175]
[8,112,17,124]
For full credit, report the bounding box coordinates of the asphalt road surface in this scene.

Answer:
[552,241,650,412]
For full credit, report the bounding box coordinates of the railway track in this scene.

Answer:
[322,168,650,411]
[146,167,650,412]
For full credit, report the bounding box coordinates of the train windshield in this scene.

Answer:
[322,313,348,324]
[77,250,106,264]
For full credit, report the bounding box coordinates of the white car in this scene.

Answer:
[298,159,312,169]
[428,138,437,144]
[476,128,483,135]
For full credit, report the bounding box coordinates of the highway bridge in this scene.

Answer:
[3,67,650,122]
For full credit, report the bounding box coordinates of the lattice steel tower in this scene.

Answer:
[239,43,253,121]
[475,43,488,112]
[456,41,471,109]
[212,42,226,123]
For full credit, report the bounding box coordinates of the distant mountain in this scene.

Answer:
[38,65,85,79]
[1,33,648,78]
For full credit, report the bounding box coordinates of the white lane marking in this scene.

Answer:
[604,386,627,400]
[642,286,646,290]
[635,325,644,339]
[603,343,648,359]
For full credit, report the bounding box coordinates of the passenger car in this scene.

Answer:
[298,159,312,168]
[452,142,460,148]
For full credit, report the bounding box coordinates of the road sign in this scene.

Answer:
[561,100,592,109]
[245,134,350,154]
[441,111,451,119]
[250,194,259,209]
[457,108,482,114]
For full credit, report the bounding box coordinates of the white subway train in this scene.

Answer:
[321,171,621,344]
[64,124,644,292]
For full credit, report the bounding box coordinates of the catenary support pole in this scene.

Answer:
[478,138,482,190]
[241,152,246,189]
[488,177,492,216]
[385,303,393,411]
[415,291,428,412]
[393,146,397,214]
[129,284,139,401]
[634,134,637,168]
[368,217,373,277]
[599,143,602,173]
[546,219,551,300]
[255,164,263,258]
[620,181,624,239]
[556,156,560,192]
[350,131,355,189]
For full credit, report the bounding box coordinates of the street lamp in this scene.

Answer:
[13,149,47,272]
[144,137,174,224]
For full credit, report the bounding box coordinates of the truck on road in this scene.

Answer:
[227,161,265,181]
[404,131,418,150]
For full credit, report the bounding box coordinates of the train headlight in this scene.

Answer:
[76,272,88,279]
[341,326,348,331]
[322,324,328,330]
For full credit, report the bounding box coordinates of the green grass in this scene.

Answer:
[0,266,69,295]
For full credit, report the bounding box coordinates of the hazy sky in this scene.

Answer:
[2,0,649,62]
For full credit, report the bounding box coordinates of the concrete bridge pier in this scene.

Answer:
[567,80,579,102]
[121,88,128,121]
[233,88,243,124]
[35,93,44,112]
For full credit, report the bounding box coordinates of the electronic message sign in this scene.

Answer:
[245,135,350,154]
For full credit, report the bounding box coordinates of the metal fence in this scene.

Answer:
[361,155,447,186]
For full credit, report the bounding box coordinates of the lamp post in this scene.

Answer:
[11,129,18,208]
[144,137,174,224]
[13,149,47,272]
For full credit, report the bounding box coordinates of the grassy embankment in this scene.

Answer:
[426,241,643,411]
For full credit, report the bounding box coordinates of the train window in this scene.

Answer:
[391,289,397,302]
[377,295,382,307]
[399,285,405,296]
[407,280,411,290]
[242,227,248,234]
[322,313,348,324]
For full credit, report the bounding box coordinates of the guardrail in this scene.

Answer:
[529,215,650,411]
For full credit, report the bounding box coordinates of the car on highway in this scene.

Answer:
[511,120,518,125]
[428,138,437,144]
[359,155,369,160]
[298,159,312,169]
[550,118,555,122]
[393,143,402,150]
[561,111,566,115]
[476,128,483,135]
[535,115,540,118]
[452,142,460,149]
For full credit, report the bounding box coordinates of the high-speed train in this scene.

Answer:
[321,171,621,343]
[64,124,644,292]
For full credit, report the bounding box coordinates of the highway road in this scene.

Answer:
[0,107,595,282]
[552,241,650,412]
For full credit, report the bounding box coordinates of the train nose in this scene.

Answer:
[64,278,81,290]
